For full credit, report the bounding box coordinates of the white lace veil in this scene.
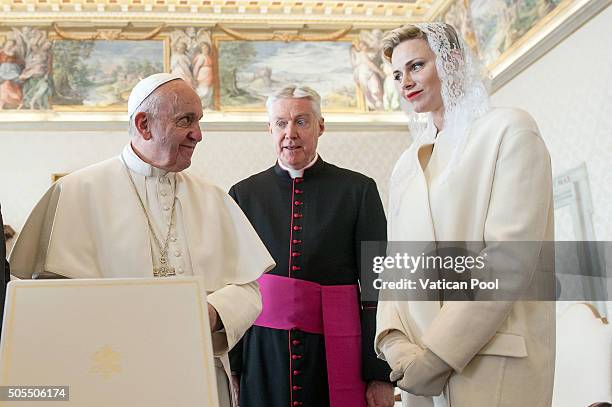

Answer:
[389,22,491,184]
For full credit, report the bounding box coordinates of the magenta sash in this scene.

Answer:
[254,274,366,407]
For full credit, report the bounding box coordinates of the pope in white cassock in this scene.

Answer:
[9,73,276,406]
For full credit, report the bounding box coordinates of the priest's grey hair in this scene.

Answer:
[265,85,322,120]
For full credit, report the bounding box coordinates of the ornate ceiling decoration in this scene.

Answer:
[0,0,450,27]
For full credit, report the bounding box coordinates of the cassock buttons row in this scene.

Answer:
[290,178,305,277]
[290,328,304,405]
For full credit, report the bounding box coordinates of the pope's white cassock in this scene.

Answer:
[9,144,276,407]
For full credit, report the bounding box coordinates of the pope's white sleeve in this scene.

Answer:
[207,280,262,356]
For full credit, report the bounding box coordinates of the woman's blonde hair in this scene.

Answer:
[381,23,461,64]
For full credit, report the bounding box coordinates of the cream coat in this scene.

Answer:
[9,156,276,407]
[375,108,555,407]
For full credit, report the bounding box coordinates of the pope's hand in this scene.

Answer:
[366,380,395,407]
[389,349,452,397]
[207,303,219,331]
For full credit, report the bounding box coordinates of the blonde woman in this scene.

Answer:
[375,23,555,407]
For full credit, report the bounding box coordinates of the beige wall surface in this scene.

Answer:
[491,4,612,241]
[0,123,410,234]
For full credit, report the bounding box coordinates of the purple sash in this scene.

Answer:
[254,274,366,407]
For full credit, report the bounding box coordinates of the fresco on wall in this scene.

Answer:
[0,2,598,114]
[52,40,163,109]
[217,29,401,112]
[351,29,401,112]
[1,26,400,113]
[468,0,563,66]
[218,40,361,111]
[170,28,215,110]
[440,0,480,55]
[0,27,52,110]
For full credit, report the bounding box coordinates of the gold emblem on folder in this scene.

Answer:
[90,345,122,379]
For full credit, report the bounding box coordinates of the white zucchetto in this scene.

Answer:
[127,73,182,117]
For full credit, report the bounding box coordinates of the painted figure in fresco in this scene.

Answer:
[382,63,400,111]
[350,30,387,111]
[192,42,215,109]
[0,39,25,109]
[170,41,196,88]
[170,27,215,109]
[19,33,53,110]
[442,0,479,53]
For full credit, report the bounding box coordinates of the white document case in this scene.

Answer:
[0,277,219,407]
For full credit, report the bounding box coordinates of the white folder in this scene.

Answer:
[0,277,219,407]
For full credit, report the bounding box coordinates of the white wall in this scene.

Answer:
[0,121,410,236]
[492,4,612,242]
[492,6,612,405]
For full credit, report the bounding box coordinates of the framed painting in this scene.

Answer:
[50,38,168,111]
[0,26,169,112]
[215,37,364,112]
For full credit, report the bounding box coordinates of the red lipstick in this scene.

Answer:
[406,90,423,101]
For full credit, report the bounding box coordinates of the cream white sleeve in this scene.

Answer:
[207,280,262,356]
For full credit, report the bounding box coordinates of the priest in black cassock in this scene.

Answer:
[229,85,394,407]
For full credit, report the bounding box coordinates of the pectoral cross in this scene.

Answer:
[153,256,176,277]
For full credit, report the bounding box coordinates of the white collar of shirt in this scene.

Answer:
[277,153,319,179]
[121,144,172,178]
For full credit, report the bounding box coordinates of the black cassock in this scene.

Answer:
[229,158,390,407]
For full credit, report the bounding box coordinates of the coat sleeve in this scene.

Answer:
[420,126,554,373]
[355,178,393,382]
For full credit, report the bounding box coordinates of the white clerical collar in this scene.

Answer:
[121,144,170,177]
[278,153,319,179]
